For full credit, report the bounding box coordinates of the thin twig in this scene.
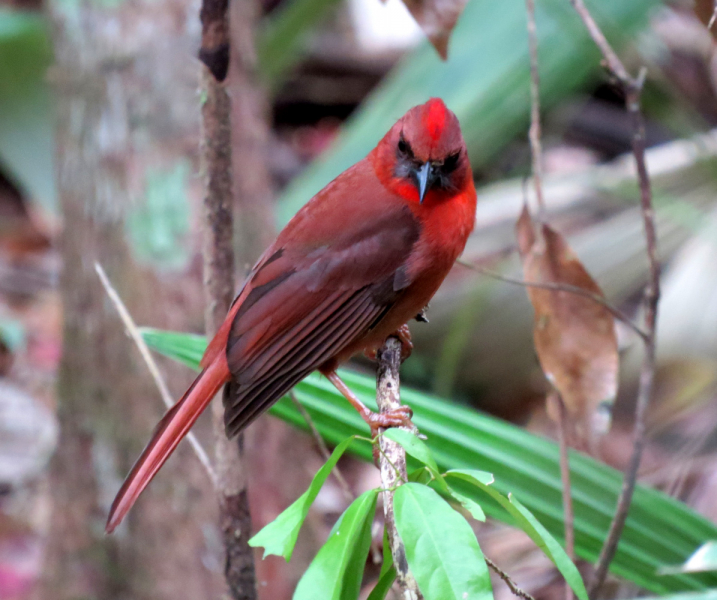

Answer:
[525,0,545,216]
[486,557,536,600]
[554,393,575,600]
[289,391,353,502]
[376,337,424,600]
[524,8,574,593]
[567,1,661,595]
[709,1,717,30]
[94,262,217,487]
[457,259,648,342]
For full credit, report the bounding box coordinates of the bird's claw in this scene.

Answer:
[363,324,413,362]
[363,405,414,439]
[394,324,413,362]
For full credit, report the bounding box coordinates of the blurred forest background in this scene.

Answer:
[1,0,717,598]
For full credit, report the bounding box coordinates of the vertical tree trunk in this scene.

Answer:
[39,2,223,598]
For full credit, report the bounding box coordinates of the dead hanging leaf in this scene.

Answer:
[516,206,619,439]
[693,0,717,39]
[401,0,469,60]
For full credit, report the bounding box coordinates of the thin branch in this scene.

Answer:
[457,259,648,342]
[199,0,257,593]
[525,0,545,216]
[554,393,575,600]
[709,1,717,30]
[94,262,217,487]
[567,1,661,595]
[486,557,536,600]
[289,391,353,502]
[376,337,424,600]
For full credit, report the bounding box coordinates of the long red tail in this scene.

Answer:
[105,356,230,533]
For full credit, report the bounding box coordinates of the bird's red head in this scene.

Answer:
[371,98,471,205]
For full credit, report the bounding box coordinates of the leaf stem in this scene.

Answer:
[486,557,536,600]
[289,391,354,502]
[457,260,648,342]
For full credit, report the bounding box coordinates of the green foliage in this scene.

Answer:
[0,9,54,212]
[661,543,717,576]
[293,489,378,600]
[141,328,717,594]
[366,532,396,600]
[445,469,588,600]
[252,427,584,599]
[248,435,357,560]
[258,0,342,87]
[394,482,493,600]
[383,428,441,478]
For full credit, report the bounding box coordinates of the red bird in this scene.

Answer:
[106,98,477,533]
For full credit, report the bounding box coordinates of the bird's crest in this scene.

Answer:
[423,98,448,142]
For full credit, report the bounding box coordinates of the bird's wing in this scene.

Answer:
[222,182,420,437]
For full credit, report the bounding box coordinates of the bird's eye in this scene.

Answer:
[397,136,413,157]
[442,150,461,173]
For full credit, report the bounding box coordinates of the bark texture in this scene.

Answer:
[40,2,222,598]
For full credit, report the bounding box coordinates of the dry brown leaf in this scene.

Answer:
[694,0,717,39]
[401,0,469,60]
[516,206,619,439]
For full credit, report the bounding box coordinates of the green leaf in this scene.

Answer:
[257,0,341,87]
[141,328,717,594]
[394,483,492,600]
[367,530,396,600]
[446,470,587,600]
[660,542,717,575]
[367,567,396,600]
[293,489,378,600]
[382,429,448,494]
[383,429,440,474]
[447,488,486,522]
[0,9,54,212]
[249,436,356,560]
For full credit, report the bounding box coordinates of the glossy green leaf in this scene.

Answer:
[383,428,439,473]
[293,489,378,600]
[448,488,486,522]
[367,567,397,600]
[249,436,356,560]
[383,429,441,477]
[367,530,396,600]
[446,469,587,600]
[141,328,717,594]
[394,483,492,600]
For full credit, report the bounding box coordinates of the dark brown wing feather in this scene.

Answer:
[222,191,420,438]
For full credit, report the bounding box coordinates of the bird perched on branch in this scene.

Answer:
[106,97,477,533]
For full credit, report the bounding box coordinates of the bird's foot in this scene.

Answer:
[393,324,413,362]
[362,405,414,440]
[363,324,413,363]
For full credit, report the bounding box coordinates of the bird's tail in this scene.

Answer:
[105,355,230,533]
